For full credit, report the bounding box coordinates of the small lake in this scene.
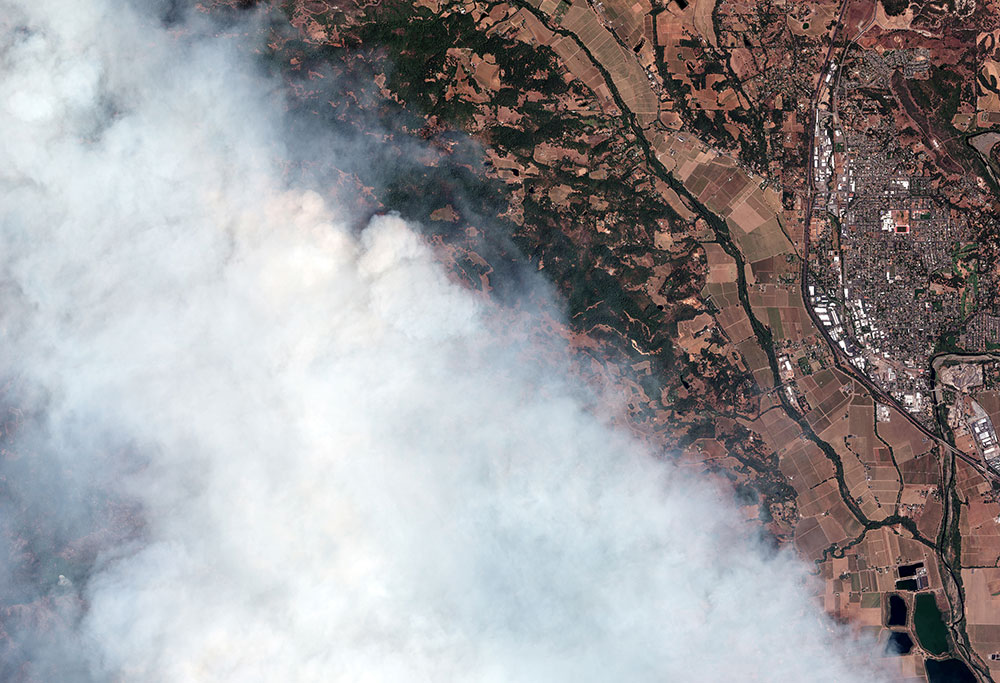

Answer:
[886,594,907,627]
[885,631,913,656]
[913,593,949,656]
[924,658,976,683]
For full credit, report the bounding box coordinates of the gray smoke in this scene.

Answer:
[0,1,888,681]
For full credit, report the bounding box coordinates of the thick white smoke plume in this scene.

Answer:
[0,1,887,681]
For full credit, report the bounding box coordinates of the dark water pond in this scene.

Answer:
[885,631,914,656]
[913,593,949,656]
[924,658,976,683]
[898,562,924,578]
[886,594,907,627]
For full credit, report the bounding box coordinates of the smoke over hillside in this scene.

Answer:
[0,1,886,681]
